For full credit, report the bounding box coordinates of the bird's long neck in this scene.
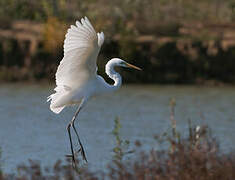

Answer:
[105,61,122,92]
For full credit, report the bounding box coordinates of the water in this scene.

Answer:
[0,83,235,173]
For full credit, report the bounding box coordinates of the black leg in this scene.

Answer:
[67,123,77,168]
[72,120,87,162]
[66,99,87,166]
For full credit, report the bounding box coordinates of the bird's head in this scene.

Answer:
[110,58,142,71]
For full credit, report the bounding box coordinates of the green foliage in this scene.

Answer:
[112,117,133,162]
[0,0,234,24]
[0,0,71,23]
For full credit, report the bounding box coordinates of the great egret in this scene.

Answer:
[47,17,141,165]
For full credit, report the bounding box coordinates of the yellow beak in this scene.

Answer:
[125,63,142,71]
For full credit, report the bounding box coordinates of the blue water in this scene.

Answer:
[0,83,234,173]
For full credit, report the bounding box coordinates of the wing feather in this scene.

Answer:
[55,17,105,88]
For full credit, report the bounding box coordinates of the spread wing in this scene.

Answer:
[55,17,105,88]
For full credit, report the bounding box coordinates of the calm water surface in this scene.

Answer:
[0,83,234,173]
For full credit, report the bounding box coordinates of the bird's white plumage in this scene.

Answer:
[47,17,140,115]
[48,17,105,113]
[56,17,104,88]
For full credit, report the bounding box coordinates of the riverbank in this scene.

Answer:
[1,21,235,84]
[0,0,235,84]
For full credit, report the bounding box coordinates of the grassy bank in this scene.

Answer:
[0,0,235,84]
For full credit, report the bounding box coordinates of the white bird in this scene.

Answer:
[47,17,141,165]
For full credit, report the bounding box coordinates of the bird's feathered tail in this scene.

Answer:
[47,86,70,114]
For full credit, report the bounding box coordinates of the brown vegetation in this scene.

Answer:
[1,124,235,179]
[0,0,235,83]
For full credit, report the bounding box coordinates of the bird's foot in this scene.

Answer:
[65,147,87,165]
[65,154,77,169]
[73,147,87,162]
[78,147,87,162]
